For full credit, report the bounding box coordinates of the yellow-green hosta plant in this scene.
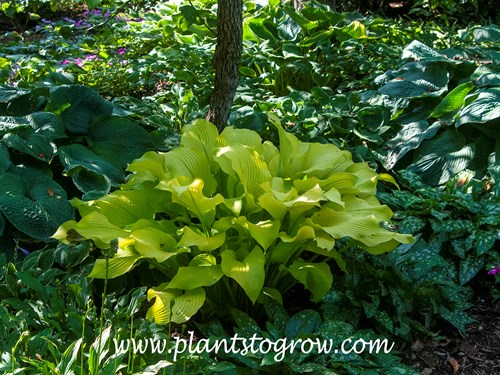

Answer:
[52,116,413,324]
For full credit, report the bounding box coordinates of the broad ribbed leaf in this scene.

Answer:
[132,227,177,262]
[221,246,265,304]
[96,190,156,227]
[177,226,225,251]
[28,112,67,139]
[166,179,224,227]
[167,262,223,290]
[288,260,333,301]
[181,119,219,163]
[46,85,113,134]
[73,211,127,248]
[2,129,56,161]
[408,130,476,185]
[146,285,205,324]
[0,115,30,134]
[0,173,73,240]
[456,88,500,127]
[382,121,441,170]
[0,143,10,173]
[234,217,280,250]
[88,247,142,279]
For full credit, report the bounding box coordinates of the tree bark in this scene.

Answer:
[206,0,243,131]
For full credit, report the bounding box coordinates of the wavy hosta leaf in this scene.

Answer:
[124,151,167,188]
[73,211,128,248]
[221,246,265,304]
[27,112,67,140]
[177,226,225,251]
[95,190,157,227]
[233,217,280,251]
[165,179,224,227]
[0,173,73,240]
[181,119,219,163]
[163,147,217,195]
[46,85,113,134]
[132,227,177,262]
[146,285,205,324]
[288,260,333,301]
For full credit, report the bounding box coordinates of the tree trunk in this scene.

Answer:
[206,0,243,131]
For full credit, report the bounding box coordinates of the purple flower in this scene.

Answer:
[117,47,127,55]
[74,58,84,67]
[60,59,71,65]
[488,266,500,276]
[85,54,98,61]
[105,11,111,17]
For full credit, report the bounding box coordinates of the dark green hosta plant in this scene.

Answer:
[53,118,412,324]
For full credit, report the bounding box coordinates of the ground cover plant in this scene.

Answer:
[0,0,499,373]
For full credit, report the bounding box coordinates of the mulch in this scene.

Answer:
[402,297,500,375]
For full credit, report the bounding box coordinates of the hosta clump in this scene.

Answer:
[53,118,412,324]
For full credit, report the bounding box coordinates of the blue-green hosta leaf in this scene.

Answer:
[0,115,30,134]
[401,40,449,61]
[2,128,56,161]
[0,173,73,240]
[73,169,112,198]
[472,25,500,43]
[88,116,153,169]
[221,246,265,304]
[456,88,500,127]
[379,80,426,98]
[58,143,125,189]
[131,227,177,262]
[430,82,475,118]
[382,121,441,170]
[471,65,500,87]
[0,85,30,103]
[177,226,225,251]
[27,112,67,140]
[46,85,113,134]
[146,285,205,324]
[408,130,475,185]
[88,246,142,279]
[0,142,10,173]
[287,260,333,301]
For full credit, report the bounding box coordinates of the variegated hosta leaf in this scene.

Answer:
[287,260,333,301]
[146,285,205,324]
[221,246,265,304]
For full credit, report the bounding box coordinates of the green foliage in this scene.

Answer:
[0,84,154,241]
[53,119,412,324]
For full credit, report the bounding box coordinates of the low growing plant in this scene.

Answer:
[53,118,413,324]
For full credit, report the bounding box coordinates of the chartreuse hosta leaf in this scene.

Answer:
[221,246,265,304]
[146,285,206,324]
[288,260,333,301]
[54,118,412,323]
